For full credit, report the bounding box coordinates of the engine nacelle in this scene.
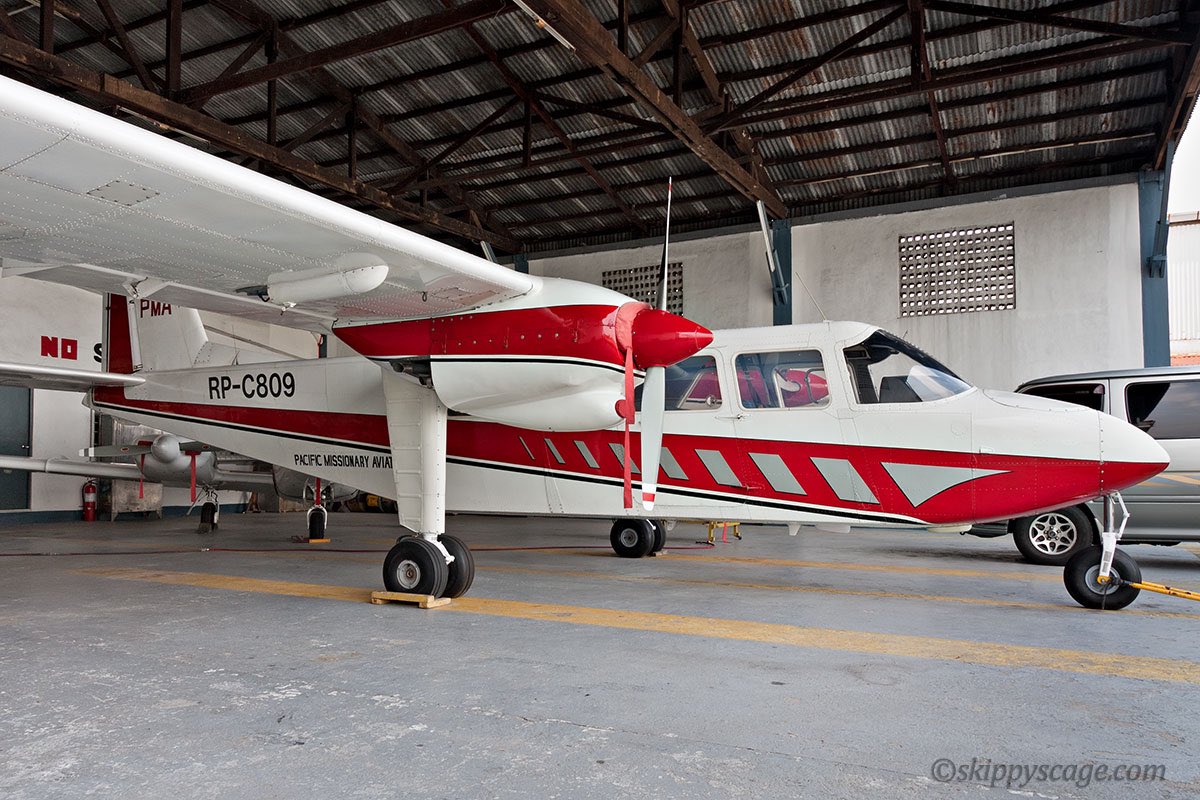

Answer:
[271,466,356,505]
[141,435,218,484]
[333,278,713,433]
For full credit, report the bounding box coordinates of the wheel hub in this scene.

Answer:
[618,528,639,548]
[396,559,421,590]
[1083,564,1122,595]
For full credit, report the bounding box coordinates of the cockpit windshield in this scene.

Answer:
[843,331,972,404]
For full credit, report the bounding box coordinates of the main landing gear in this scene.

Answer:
[383,534,475,599]
[610,518,667,558]
[196,488,220,534]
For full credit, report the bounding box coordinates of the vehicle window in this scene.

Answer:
[634,355,721,411]
[1022,383,1105,411]
[734,350,829,410]
[844,330,971,404]
[1125,380,1200,439]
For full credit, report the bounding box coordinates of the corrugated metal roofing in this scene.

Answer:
[2,0,1195,252]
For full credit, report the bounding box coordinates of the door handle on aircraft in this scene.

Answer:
[714,413,746,421]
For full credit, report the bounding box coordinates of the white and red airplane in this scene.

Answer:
[0,76,1169,604]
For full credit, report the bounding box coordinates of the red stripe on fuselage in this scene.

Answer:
[88,390,1159,525]
[333,304,625,363]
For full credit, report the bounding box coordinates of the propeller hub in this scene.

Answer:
[630,309,713,369]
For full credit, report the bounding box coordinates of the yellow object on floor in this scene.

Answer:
[370,590,451,609]
[706,521,741,544]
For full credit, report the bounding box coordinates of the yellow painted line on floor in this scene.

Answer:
[78,567,377,603]
[617,550,1064,582]
[474,565,1200,621]
[75,566,1200,685]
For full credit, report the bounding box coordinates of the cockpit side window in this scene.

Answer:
[844,331,971,404]
[634,355,722,411]
[735,350,829,410]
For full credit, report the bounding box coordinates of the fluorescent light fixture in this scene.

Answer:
[511,0,575,51]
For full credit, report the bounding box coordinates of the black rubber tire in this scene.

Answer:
[308,509,326,539]
[650,519,666,553]
[383,537,449,597]
[610,518,655,558]
[440,535,475,599]
[1012,505,1093,566]
[1063,547,1142,610]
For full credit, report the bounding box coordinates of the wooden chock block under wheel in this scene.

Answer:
[306,538,331,544]
[370,590,452,609]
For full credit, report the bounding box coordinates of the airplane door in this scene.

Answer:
[729,349,850,499]
[0,387,31,509]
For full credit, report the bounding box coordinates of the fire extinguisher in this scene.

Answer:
[82,480,98,522]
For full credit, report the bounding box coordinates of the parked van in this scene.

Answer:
[999,366,1200,565]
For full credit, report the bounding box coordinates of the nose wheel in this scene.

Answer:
[1063,547,1141,610]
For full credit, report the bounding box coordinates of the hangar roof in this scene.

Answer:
[0,0,1198,254]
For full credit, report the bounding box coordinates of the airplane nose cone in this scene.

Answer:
[1098,412,1170,491]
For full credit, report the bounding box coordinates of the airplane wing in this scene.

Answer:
[0,76,536,331]
[0,361,146,392]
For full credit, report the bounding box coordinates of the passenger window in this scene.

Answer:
[734,350,829,410]
[634,355,721,411]
[1022,383,1105,411]
[1125,381,1200,439]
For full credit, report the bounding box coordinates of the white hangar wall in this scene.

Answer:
[791,180,1145,390]
[0,275,101,514]
[528,179,1145,392]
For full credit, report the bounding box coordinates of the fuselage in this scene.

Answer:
[88,321,1168,531]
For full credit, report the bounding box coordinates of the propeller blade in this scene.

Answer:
[621,347,635,509]
[639,365,666,511]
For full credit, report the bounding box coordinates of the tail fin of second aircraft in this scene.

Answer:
[104,294,273,373]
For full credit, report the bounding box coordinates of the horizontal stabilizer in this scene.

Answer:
[0,455,143,481]
[0,361,146,392]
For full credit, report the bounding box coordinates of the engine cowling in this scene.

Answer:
[333,278,713,432]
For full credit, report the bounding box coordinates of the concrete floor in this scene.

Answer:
[1,511,1198,799]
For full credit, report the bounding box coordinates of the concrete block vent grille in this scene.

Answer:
[602,262,684,315]
[898,223,1015,317]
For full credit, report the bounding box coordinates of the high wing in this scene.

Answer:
[0,76,535,331]
[0,360,146,392]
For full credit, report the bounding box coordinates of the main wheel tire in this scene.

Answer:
[650,519,666,553]
[440,535,475,599]
[610,519,655,558]
[1063,547,1142,610]
[383,537,449,597]
[307,508,327,539]
[1012,506,1093,566]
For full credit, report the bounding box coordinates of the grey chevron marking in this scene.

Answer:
[882,463,1008,507]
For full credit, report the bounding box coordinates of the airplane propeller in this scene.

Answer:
[639,177,673,512]
[616,179,693,511]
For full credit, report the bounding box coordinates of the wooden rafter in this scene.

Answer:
[517,0,787,218]
[204,0,520,249]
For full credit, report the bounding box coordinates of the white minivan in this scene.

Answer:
[997,366,1200,565]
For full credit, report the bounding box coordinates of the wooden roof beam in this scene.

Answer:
[516,0,787,218]
[178,0,514,104]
